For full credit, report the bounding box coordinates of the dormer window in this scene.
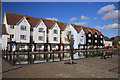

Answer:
[21,25,26,30]
[88,34,91,37]
[80,33,84,37]
[100,35,103,38]
[10,25,14,29]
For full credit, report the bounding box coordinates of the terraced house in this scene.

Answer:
[69,24,104,49]
[3,12,70,52]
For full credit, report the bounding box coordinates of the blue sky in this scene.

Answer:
[1,2,119,38]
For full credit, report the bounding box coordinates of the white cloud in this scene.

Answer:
[46,17,58,21]
[95,23,120,30]
[74,22,87,25]
[97,4,115,14]
[81,15,89,20]
[102,10,120,22]
[94,17,97,20]
[70,17,77,21]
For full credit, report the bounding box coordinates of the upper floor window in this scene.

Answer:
[10,25,14,29]
[39,28,44,32]
[21,25,26,30]
[80,33,84,37]
[53,37,58,41]
[101,40,103,43]
[95,40,97,43]
[20,35,26,40]
[88,34,91,37]
[38,36,44,41]
[10,34,14,39]
[95,35,97,38]
[54,30,58,34]
[80,39,83,42]
[52,45,56,48]
[65,37,68,41]
[100,35,103,38]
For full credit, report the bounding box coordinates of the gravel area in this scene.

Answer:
[2,55,118,78]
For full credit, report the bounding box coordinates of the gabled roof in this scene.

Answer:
[1,24,8,35]
[5,12,40,27]
[56,22,67,31]
[71,24,102,35]
[71,24,82,33]
[42,19,55,29]
[82,27,89,34]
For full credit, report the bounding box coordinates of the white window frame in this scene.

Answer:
[52,45,56,48]
[20,35,26,40]
[100,35,103,38]
[10,25,14,29]
[88,34,91,37]
[53,30,58,34]
[19,45,25,48]
[53,37,58,41]
[101,40,103,43]
[95,35,97,38]
[39,28,44,32]
[88,39,91,42]
[38,36,44,41]
[95,40,97,43]
[21,25,26,30]
[37,45,42,48]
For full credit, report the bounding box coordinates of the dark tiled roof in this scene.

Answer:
[71,24,82,33]
[103,36,111,41]
[5,12,40,27]
[42,19,55,29]
[71,24,102,35]
[1,24,8,35]
[56,22,67,31]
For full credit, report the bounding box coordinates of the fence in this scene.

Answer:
[2,49,119,65]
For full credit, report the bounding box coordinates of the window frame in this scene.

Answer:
[20,35,26,40]
[10,25,14,29]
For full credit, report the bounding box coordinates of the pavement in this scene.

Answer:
[2,55,119,78]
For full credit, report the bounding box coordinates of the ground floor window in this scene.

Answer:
[52,45,56,48]
[19,45,25,48]
[37,45,42,48]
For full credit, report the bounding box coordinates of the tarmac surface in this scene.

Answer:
[2,55,119,78]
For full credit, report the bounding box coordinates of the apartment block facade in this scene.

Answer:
[3,12,104,52]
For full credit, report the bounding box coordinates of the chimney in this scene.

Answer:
[40,17,42,20]
[25,14,27,16]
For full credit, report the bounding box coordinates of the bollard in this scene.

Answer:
[13,51,15,65]
[28,51,30,64]
[53,51,54,62]
[46,53,48,62]
[59,53,61,61]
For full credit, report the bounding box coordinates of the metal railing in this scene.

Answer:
[2,49,119,65]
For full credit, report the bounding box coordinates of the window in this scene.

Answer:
[37,45,42,48]
[52,45,56,48]
[88,34,91,37]
[101,40,103,43]
[21,25,26,30]
[10,25,14,29]
[65,37,68,41]
[80,39,83,42]
[20,35,26,40]
[80,33,84,37]
[10,34,14,38]
[39,28,44,32]
[53,37,58,41]
[100,36,103,38]
[19,45,25,48]
[95,35,97,38]
[95,40,97,43]
[64,45,67,48]
[88,40,91,42]
[54,30,58,34]
[38,36,43,41]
